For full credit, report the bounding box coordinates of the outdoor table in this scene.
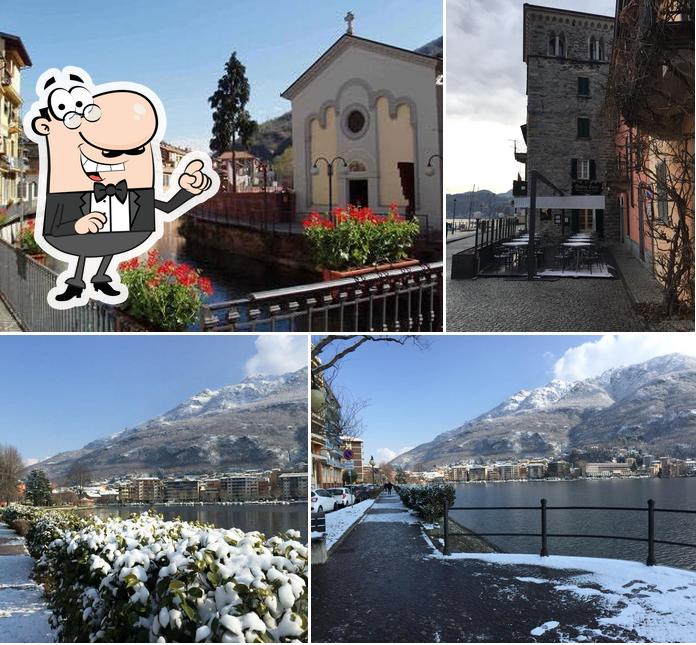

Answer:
[563,242,592,269]
[502,241,529,247]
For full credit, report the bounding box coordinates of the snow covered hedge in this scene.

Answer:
[396,483,455,522]
[0,505,308,643]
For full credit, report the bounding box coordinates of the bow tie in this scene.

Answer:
[94,180,128,204]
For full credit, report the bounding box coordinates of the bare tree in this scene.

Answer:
[634,132,694,314]
[0,444,23,504]
[311,335,429,381]
[66,462,92,498]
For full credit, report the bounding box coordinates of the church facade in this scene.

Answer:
[281,30,442,232]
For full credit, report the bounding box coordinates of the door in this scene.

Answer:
[579,209,594,232]
[348,180,368,208]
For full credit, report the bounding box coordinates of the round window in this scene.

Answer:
[347,110,366,134]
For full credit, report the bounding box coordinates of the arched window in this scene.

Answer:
[348,160,367,173]
[589,36,603,60]
[547,32,565,57]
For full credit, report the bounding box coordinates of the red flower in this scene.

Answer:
[199,277,213,296]
[146,249,160,268]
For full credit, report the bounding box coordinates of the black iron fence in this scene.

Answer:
[443,498,696,566]
[450,217,518,279]
[311,512,326,535]
[0,239,146,332]
[200,262,443,332]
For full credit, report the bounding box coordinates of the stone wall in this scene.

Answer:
[524,6,620,241]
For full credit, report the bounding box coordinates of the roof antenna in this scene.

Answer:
[344,11,354,35]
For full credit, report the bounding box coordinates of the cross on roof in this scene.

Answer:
[344,11,354,35]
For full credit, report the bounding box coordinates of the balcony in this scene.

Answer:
[610,0,694,137]
[605,156,631,190]
[512,179,528,197]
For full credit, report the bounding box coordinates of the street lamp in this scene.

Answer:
[369,455,376,486]
[424,153,442,176]
[254,159,270,231]
[311,156,348,219]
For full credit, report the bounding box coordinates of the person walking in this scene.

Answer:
[385,481,393,495]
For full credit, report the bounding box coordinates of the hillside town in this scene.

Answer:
[396,453,696,484]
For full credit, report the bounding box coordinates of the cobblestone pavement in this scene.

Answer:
[312,495,637,643]
[447,275,645,331]
[0,298,21,332]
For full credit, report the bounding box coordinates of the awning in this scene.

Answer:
[513,195,605,209]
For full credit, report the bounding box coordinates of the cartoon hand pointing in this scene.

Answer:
[179,159,212,195]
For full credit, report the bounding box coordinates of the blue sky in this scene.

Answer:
[0,335,307,464]
[321,334,696,464]
[9,0,442,152]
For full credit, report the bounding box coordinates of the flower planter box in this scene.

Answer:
[26,252,46,265]
[321,258,420,281]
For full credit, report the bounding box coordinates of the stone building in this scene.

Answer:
[281,19,442,233]
[514,4,619,240]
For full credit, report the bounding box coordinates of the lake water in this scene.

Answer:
[450,478,696,570]
[78,502,308,541]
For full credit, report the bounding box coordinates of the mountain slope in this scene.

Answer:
[30,368,308,481]
[392,355,696,468]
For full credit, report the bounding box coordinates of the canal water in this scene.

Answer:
[451,478,696,570]
[154,220,315,303]
[77,502,308,541]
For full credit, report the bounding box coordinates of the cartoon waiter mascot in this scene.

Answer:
[23,66,219,308]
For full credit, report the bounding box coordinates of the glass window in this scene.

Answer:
[347,110,366,134]
[578,159,590,180]
[578,77,590,96]
[577,117,591,138]
[656,162,669,223]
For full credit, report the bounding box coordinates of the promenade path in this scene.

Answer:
[0,299,21,332]
[0,523,53,642]
[312,494,695,643]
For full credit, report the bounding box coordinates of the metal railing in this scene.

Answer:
[311,512,326,536]
[0,239,146,332]
[200,261,443,332]
[443,498,696,566]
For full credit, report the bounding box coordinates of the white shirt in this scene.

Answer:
[91,190,131,233]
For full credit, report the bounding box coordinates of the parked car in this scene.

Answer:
[326,487,355,508]
[353,485,372,502]
[311,489,337,514]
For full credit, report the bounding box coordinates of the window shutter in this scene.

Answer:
[589,160,596,180]
[571,158,578,179]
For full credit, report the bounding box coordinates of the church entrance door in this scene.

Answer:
[348,179,369,208]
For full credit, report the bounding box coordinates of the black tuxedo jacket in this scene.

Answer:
[43,187,194,237]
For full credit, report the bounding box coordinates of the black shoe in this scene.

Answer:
[55,285,84,302]
[93,282,121,297]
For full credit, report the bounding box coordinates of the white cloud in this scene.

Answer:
[375,446,413,464]
[244,335,307,376]
[553,335,696,382]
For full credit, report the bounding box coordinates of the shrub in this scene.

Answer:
[303,203,420,270]
[1,505,307,643]
[396,483,455,522]
[17,219,42,254]
[118,250,214,331]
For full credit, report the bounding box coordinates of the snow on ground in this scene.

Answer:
[361,512,419,524]
[324,499,375,551]
[428,552,696,643]
[0,526,53,643]
[0,587,54,642]
[530,620,560,636]
[371,499,406,508]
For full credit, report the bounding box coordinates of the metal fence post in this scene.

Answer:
[443,499,450,556]
[647,499,656,566]
[540,498,549,557]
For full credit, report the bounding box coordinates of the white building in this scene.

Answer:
[281,26,442,232]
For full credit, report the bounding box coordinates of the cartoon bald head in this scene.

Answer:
[31,71,160,192]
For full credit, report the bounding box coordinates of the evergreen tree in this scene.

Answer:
[25,469,53,506]
[209,52,258,193]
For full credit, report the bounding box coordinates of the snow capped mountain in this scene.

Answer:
[392,354,696,468]
[30,368,308,480]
